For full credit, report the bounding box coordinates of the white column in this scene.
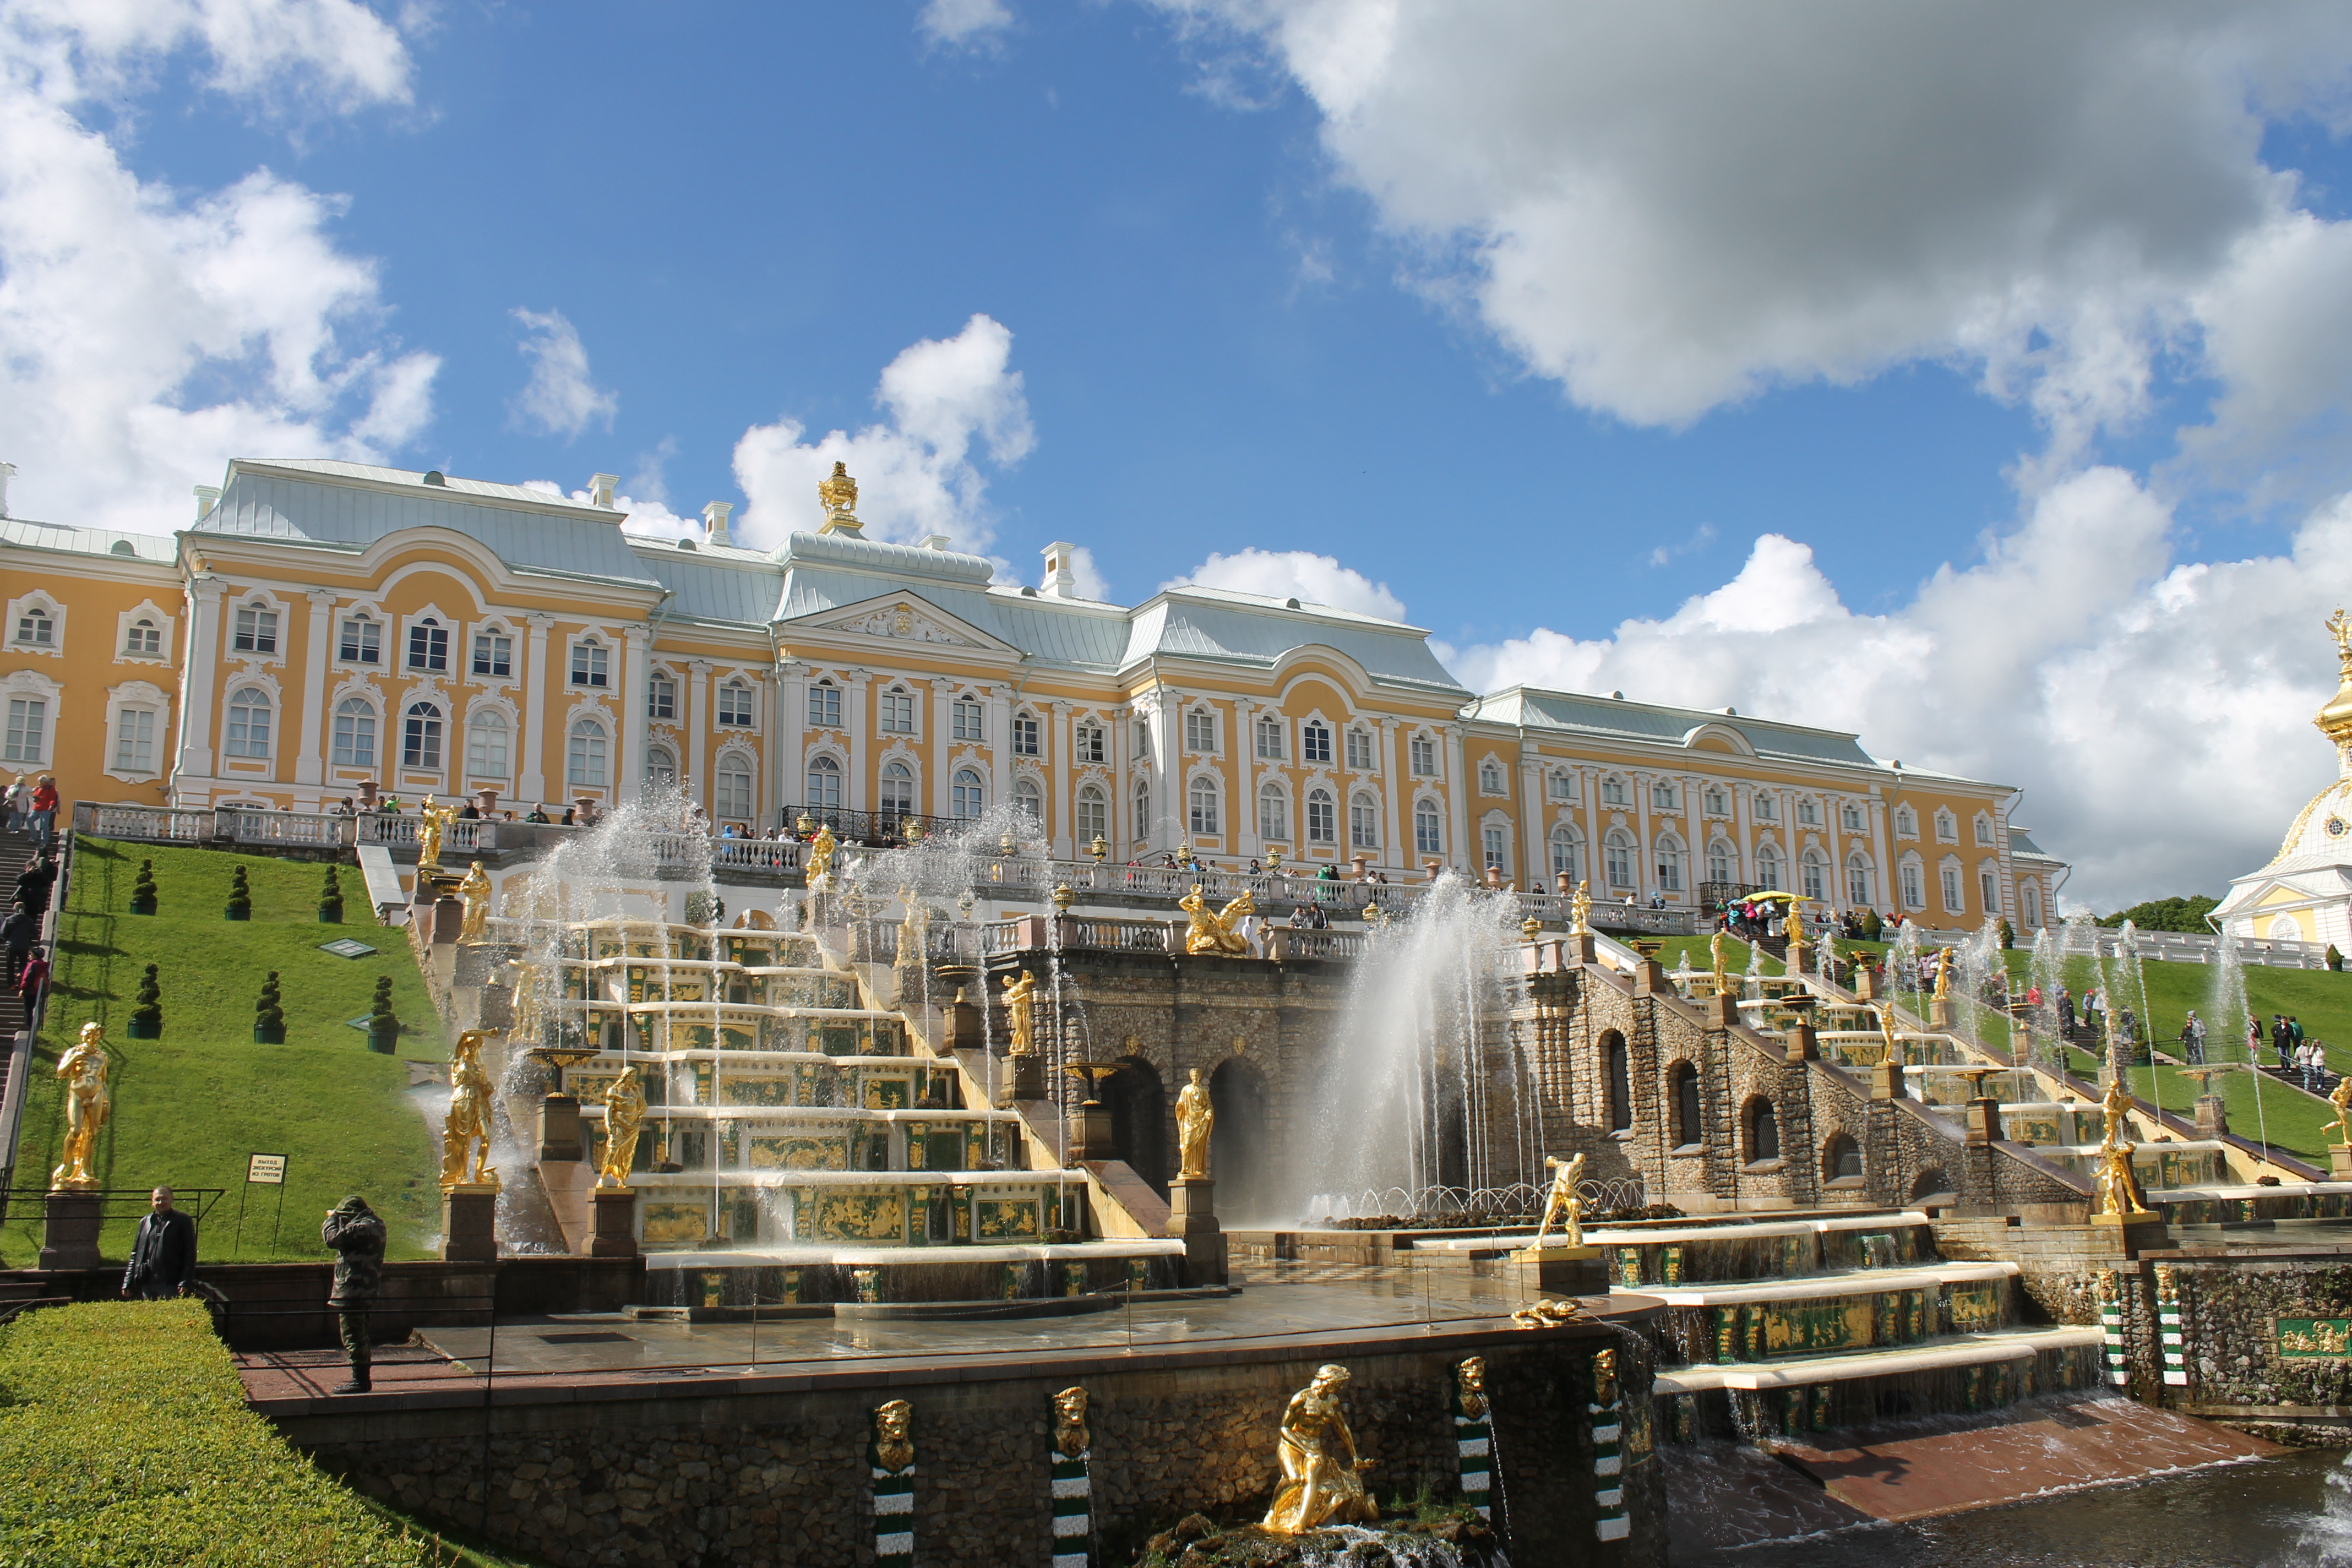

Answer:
[519,613,552,805]
[1582,768,1605,893]
[685,658,711,810]
[622,627,652,800]
[1443,726,1468,873]
[847,671,871,812]
[1633,770,1654,901]
[1520,750,1545,889]
[929,680,953,816]
[1234,699,1261,858]
[987,682,1012,822]
[1380,720,1402,872]
[172,577,226,786]
[1050,700,1073,857]
[293,589,335,790]
[776,660,807,833]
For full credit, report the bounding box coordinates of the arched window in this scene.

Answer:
[1800,847,1826,901]
[466,710,509,777]
[1672,1061,1703,1147]
[1302,720,1332,765]
[717,680,754,728]
[1755,842,1783,889]
[1941,862,1964,912]
[124,617,161,656]
[330,698,375,767]
[1974,812,1995,846]
[879,760,914,819]
[567,717,607,786]
[1655,831,1685,892]
[1482,824,1507,870]
[1350,792,1380,851]
[1745,1098,1781,1164]
[1305,788,1336,845]
[807,754,842,811]
[1257,783,1289,843]
[1825,1132,1863,1182]
[1846,852,1874,907]
[648,746,677,786]
[1187,775,1219,836]
[1413,800,1442,856]
[1604,829,1635,889]
[1550,824,1581,881]
[1014,775,1043,826]
[406,616,448,672]
[1478,759,1504,793]
[1900,856,1925,909]
[1603,1032,1631,1132]
[2022,880,2043,929]
[402,702,443,771]
[224,687,273,758]
[716,762,753,820]
[1980,865,2001,916]
[1134,780,1151,837]
[1934,808,1958,842]
[952,767,986,820]
[14,605,54,646]
[1707,839,1735,885]
[1076,785,1107,845]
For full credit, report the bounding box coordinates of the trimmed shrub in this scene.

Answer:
[1859,908,1884,943]
[367,974,398,1054]
[254,971,286,1044]
[0,1300,442,1565]
[1994,916,2015,950]
[2332,944,2344,973]
[224,864,252,922]
[129,858,158,916]
[318,864,345,925]
[128,963,163,1039]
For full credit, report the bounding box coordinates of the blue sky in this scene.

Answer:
[8,1,2352,907]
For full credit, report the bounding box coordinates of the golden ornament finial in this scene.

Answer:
[816,461,862,535]
[2318,608,2352,759]
[2331,607,2351,668]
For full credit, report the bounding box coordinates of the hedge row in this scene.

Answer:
[0,1301,445,1567]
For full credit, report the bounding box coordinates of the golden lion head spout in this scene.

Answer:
[1052,1386,1090,1458]
[873,1398,914,1474]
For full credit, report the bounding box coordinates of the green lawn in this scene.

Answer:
[7,837,445,1263]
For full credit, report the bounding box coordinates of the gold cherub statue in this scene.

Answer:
[1261,1364,1379,1536]
[1052,1386,1090,1459]
[1175,1066,1213,1179]
[456,860,492,943]
[598,1064,645,1188]
[50,1022,112,1190]
[1001,971,1038,1055]
[439,1028,501,1191]
[1179,884,1253,956]
[1533,1151,1586,1249]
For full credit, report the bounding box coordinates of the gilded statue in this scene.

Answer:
[416,794,456,870]
[1261,1364,1379,1536]
[873,1398,914,1474]
[895,888,929,969]
[1510,1297,1588,1329]
[1932,950,1953,1001]
[1179,884,1254,956]
[439,1029,500,1190]
[2099,1073,2135,1150]
[1570,879,1592,937]
[2329,606,2351,671]
[1709,930,1729,995]
[805,823,837,886]
[1532,1151,1586,1249]
[1052,1386,1090,1458]
[599,1064,645,1188]
[1001,971,1038,1055]
[1175,1066,1213,1180]
[2327,1075,2352,1147]
[456,861,492,943]
[2095,1140,2152,1218]
[818,461,860,526]
[50,1022,112,1190]
[1879,1005,1902,1066]
[1592,1346,1619,1407]
[1455,1357,1488,1422]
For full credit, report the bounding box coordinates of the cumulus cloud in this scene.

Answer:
[918,0,1015,51]
[1148,2,2352,487]
[509,307,617,439]
[1167,547,1409,621]
[732,313,1035,552]
[0,0,433,531]
[1438,470,2347,910]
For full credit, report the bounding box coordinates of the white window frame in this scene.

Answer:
[223,685,274,759]
[805,753,844,810]
[1479,759,1504,794]
[649,670,678,721]
[879,688,917,735]
[567,716,609,788]
[951,697,986,742]
[405,615,450,674]
[231,598,280,656]
[1604,830,1636,889]
[117,600,172,664]
[8,591,65,656]
[402,700,446,772]
[878,759,916,817]
[715,753,755,821]
[1345,727,1373,771]
[1550,824,1582,881]
[1257,782,1291,843]
[466,707,511,778]
[1255,714,1284,761]
[952,766,987,820]
[1074,721,1106,764]
[569,636,610,689]
[1305,787,1336,846]
[1413,798,1444,856]
[1349,792,1380,851]
[1013,774,1044,826]
[1301,720,1333,766]
[1185,709,1219,755]
[337,613,381,666]
[1187,773,1221,836]
[717,679,756,729]
[1409,734,1438,777]
[1011,711,1041,756]
[807,680,841,729]
[470,627,514,680]
[331,696,378,769]
[1076,785,1108,843]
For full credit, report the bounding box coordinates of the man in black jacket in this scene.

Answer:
[120,1186,198,1299]
[322,1194,386,1394]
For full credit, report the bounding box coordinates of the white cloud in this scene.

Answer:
[1167,547,1408,621]
[1440,469,2349,911]
[918,0,1014,51]
[1148,2,2352,486]
[0,0,433,532]
[732,313,1034,552]
[521,476,700,543]
[509,307,617,439]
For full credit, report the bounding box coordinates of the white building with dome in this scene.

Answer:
[2213,611,2352,951]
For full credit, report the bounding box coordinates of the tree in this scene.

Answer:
[224,864,252,921]
[2096,895,2217,934]
[128,963,162,1038]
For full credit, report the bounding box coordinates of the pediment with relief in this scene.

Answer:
[803,596,998,650]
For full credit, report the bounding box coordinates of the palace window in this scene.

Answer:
[124,618,162,657]
[224,687,272,758]
[1307,788,1336,845]
[1756,842,1783,888]
[1604,829,1635,888]
[1257,784,1289,843]
[807,754,842,811]
[402,702,443,771]
[718,680,755,728]
[2,698,43,764]
[1302,721,1332,765]
[14,606,53,647]
[1409,736,1437,776]
[1655,833,1685,892]
[952,767,986,820]
[467,711,509,778]
[567,717,607,787]
[2022,881,2044,928]
[1186,709,1218,754]
[716,764,753,821]
[879,761,914,819]
[1941,864,1963,913]
[1601,776,1626,805]
[112,708,156,773]
[1134,780,1151,837]
[1754,792,1777,820]
[1479,759,1504,794]
[1704,787,1725,816]
[1188,776,1220,836]
[471,631,511,678]
[1076,786,1107,844]
[1012,711,1041,756]
[648,748,677,787]
[1708,840,1735,885]
[1346,727,1373,770]
[1800,848,1826,901]
[1900,859,1925,908]
[1552,770,1579,802]
[1482,825,1507,872]
[951,698,985,741]
[1255,715,1284,760]
[1414,801,1442,856]
[407,618,448,672]
[570,638,608,688]
[1847,853,1874,907]
[1935,808,1958,842]
[879,689,916,734]
[1653,781,1677,812]
[649,673,677,721]
[1895,804,1918,837]
[1980,867,2001,914]
[1797,798,1818,825]
[1842,802,1864,831]
[331,699,376,767]
[808,682,841,728]
[1975,813,1995,846]
[1075,722,1106,764]
[1550,825,1581,882]
[1351,793,1380,851]
[1014,776,1043,826]
[232,602,277,654]
[338,616,379,664]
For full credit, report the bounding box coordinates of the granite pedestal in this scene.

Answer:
[442,1186,498,1262]
[38,1190,102,1271]
[589,1188,639,1259]
[1168,1177,1227,1287]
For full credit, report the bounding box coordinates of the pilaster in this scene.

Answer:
[519,613,552,804]
[623,626,652,801]
[686,657,711,810]
[293,589,335,788]
[174,576,226,780]
[776,660,808,834]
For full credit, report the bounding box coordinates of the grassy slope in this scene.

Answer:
[6,837,444,1262]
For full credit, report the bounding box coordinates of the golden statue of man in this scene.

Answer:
[2099,1072,2135,1150]
[1179,884,1253,955]
[1709,929,1729,995]
[1175,1066,1213,1180]
[456,861,492,943]
[1533,1151,1585,1248]
[598,1064,645,1188]
[50,1022,111,1190]
[2327,1075,2352,1147]
[1932,949,1953,1001]
[805,823,837,885]
[416,794,455,870]
[1570,879,1592,936]
[2095,1140,2152,1218]
[439,1029,500,1190]
[1001,971,1038,1055]
[1261,1364,1378,1535]
[1879,1005,1902,1066]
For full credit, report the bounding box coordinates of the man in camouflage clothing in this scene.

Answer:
[322,1194,386,1394]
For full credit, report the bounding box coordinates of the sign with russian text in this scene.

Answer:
[246,1153,287,1186]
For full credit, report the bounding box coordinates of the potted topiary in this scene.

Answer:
[127,963,163,1038]
[129,859,158,917]
[225,864,252,921]
[1859,908,1883,943]
[253,971,286,1044]
[367,975,398,1054]
[2331,944,2344,973]
[318,864,345,924]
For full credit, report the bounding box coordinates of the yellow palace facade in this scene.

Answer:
[0,456,2065,929]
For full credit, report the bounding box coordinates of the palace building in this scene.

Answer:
[2214,611,2352,950]
[0,455,2064,929]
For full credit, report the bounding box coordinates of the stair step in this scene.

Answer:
[1656,1326,2103,1393]
[1637,1260,2015,1308]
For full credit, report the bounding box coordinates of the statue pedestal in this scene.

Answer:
[1705,994,1737,1029]
[538,1094,582,1162]
[1509,1244,1608,1298]
[1071,1099,1114,1162]
[2091,1210,2169,1257]
[1964,1096,2002,1146]
[1870,1062,1907,1101]
[1167,1177,1226,1287]
[589,1188,639,1258]
[2331,1144,2352,1183]
[432,896,464,945]
[2194,1095,2230,1140]
[1567,932,1596,967]
[37,1189,102,1271]
[1853,966,1876,1001]
[1930,999,1956,1032]
[441,1186,498,1262]
[1005,1053,1046,1104]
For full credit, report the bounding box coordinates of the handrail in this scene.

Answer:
[1,826,74,1202]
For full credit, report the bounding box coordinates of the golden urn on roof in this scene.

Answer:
[817,461,862,535]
